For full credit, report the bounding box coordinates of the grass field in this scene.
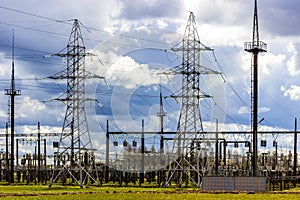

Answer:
[0,185,299,199]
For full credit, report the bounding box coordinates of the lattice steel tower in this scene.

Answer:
[49,19,99,187]
[244,0,267,176]
[164,12,217,187]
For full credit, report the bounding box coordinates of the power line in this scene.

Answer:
[0,6,173,46]
[0,20,70,38]
[0,5,69,24]
[0,20,179,60]
[212,49,279,129]
[0,43,52,55]
[0,3,291,134]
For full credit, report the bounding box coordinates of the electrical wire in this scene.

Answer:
[0,5,178,47]
[0,5,69,24]
[0,3,293,133]
[0,43,51,55]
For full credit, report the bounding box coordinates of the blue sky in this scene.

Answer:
[0,0,300,160]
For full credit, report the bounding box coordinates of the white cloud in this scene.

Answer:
[199,24,249,47]
[238,106,270,115]
[0,55,11,77]
[260,52,286,76]
[0,110,6,118]
[17,96,46,118]
[281,84,300,101]
[87,50,170,90]
[14,95,65,126]
[238,106,250,114]
[259,107,271,114]
[156,20,168,29]
[286,42,300,76]
[1,0,300,161]
[105,56,168,89]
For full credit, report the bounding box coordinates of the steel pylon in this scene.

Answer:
[49,19,99,187]
[164,12,218,187]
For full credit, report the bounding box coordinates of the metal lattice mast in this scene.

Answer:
[49,19,99,187]
[164,12,217,187]
[244,0,267,176]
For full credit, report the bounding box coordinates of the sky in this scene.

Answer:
[0,0,300,163]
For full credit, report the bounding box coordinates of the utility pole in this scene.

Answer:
[105,120,109,183]
[215,118,219,174]
[5,31,21,183]
[139,119,145,186]
[37,122,41,182]
[244,0,267,176]
[16,139,18,167]
[294,118,297,176]
[157,86,166,153]
[157,86,166,186]
[5,123,9,182]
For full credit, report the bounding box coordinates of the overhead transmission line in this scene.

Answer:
[212,50,282,130]
[1,4,290,131]
[0,5,177,47]
[0,5,68,23]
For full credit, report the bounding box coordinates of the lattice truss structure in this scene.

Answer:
[49,19,100,187]
[164,12,220,187]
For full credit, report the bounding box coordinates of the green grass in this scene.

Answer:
[3,193,300,200]
[0,185,299,200]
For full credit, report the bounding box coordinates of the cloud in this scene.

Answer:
[0,53,12,77]
[181,0,250,25]
[286,42,300,76]
[259,107,271,114]
[156,20,168,29]
[1,0,300,160]
[119,0,182,20]
[15,96,65,126]
[238,106,249,115]
[262,0,300,36]
[259,52,286,77]
[238,106,270,115]
[104,55,168,89]
[281,85,300,101]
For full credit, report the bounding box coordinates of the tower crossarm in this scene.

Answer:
[48,69,105,80]
[171,45,213,52]
[54,97,97,102]
[170,93,212,99]
[161,64,221,76]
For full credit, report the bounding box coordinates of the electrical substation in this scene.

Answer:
[0,0,300,192]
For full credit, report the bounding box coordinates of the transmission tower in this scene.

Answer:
[244,0,267,176]
[49,19,100,187]
[164,12,219,187]
[4,31,21,183]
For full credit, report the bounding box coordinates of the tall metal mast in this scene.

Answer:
[164,12,218,187]
[157,85,166,148]
[5,31,21,183]
[244,0,267,176]
[157,85,166,186]
[49,19,100,187]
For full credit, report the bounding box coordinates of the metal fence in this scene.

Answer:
[202,176,267,192]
